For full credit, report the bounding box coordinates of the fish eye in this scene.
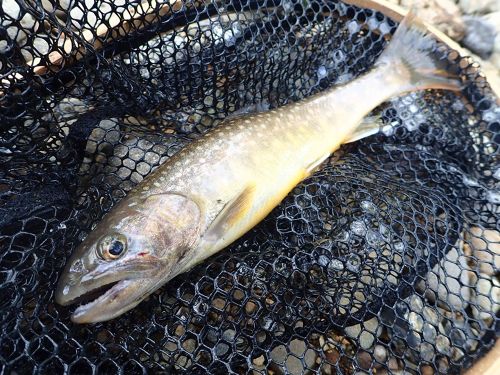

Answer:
[98,234,127,260]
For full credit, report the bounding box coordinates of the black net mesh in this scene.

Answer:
[1,0,499,374]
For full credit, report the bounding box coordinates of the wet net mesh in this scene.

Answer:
[1,0,499,374]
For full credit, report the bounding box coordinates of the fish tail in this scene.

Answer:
[376,10,462,92]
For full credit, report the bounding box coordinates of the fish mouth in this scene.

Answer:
[56,262,162,323]
[63,280,121,307]
[58,276,160,324]
[71,278,141,324]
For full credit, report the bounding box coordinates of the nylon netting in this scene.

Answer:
[1,0,499,374]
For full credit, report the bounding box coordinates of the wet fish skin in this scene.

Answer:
[55,11,462,323]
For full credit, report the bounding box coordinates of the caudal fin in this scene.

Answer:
[376,10,462,92]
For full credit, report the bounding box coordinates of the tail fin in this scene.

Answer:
[376,10,462,92]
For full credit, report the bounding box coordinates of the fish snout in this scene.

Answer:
[55,258,88,305]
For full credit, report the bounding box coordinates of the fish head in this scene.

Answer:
[55,193,202,323]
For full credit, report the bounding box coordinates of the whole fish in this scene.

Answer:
[56,12,461,323]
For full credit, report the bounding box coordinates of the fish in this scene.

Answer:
[55,11,462,323]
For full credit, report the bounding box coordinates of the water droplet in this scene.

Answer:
[58,223,67,230]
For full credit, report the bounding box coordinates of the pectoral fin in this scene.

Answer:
[204,185,255,241]
[344,115,382,144]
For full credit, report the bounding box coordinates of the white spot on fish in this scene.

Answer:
[63,285,70,295]
[154,182,161,187]
[128,202,138,207]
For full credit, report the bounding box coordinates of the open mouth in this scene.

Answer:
[72,279,129,316]
[69,280,121,307]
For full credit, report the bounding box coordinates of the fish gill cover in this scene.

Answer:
[0,0,498,374]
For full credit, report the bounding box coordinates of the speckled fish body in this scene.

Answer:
[56,12,461,323]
